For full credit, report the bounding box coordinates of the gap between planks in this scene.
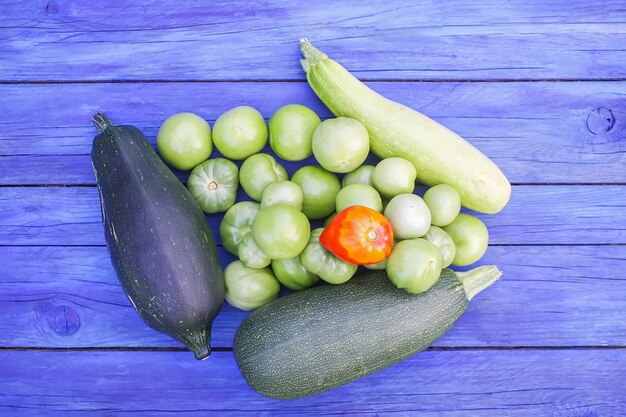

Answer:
[2,78,626,84]
[3,183,626,188]
[1,346,624,352]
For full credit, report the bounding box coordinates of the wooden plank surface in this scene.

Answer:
[2,0,624,413]
[1,185,625,246]
[1,245,624,349]
[1,81,624,184]
[1,0,626,81]
[1,349,624,416]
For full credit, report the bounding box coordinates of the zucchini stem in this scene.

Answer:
[457,265,502,301]
[300,38,327,73]
[93,112,115,133]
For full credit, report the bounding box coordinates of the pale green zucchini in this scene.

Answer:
[300,39,511,214]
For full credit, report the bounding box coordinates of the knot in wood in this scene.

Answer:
[586,107,615,134]
[45,1,59,15]
[45,305,81,336]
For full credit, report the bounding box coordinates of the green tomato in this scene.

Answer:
[423,226,456,268]
[300,228,357,284]
[323,212,337,227]
[224,261,280,310]
[269,104,321,161]
[187,158,238,214]
[386,238,442,294]
[239,153,288,201]
[384,194,431,239]
[252,205,311,259]
[342,165,375,188]
[157,113,212,171]
[443,213,489,266]
[238,233,271,269]
[311,117,370,173]
[212,106,267,160]
[372,157,417,198]
[260,181,303,210]
[335,184,383,213]
[219,201,260,255]
[364,258,387,270]
[291,165,341,220]
[423,184,462,227]
[271,256,319,291]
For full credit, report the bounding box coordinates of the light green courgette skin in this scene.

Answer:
[301,40,511,214]
[233,269,467,399]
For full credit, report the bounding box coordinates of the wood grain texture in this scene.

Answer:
[1,82,624,184]
[1,185,625,246]
[1,0,626,81]
[1,349,624,416]
[1,245,624,348]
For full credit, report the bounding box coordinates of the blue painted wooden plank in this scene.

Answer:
[1,82,624,184]
[0,349,623,415]
[1,185,624,246]
[0,245,624,348]
[1,0,625,81]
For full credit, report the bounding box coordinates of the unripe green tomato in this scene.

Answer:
[372,157,417,198]
[342,165,375,188]
[238,233,271,269]
[423,226,456,268]
[187,158,238,214]
[443,213,489,266]
[271,256,319,291]
[252,205,311,259]
[364,258,387,270]
[212,106,267,160]
[219,201,260,255]
[323,212,337,227]
[291,165,341,220]
[423,184,462,227]
[157,113,212,171]
[300,228,357,284]
[269,104,321,161]
[312,117,370,173]
[386,238,442,294]
[335,184,383,213]
[383,194,431,239]
[239,153,288,201]
[224,261,280,310]
[260,181,303,210]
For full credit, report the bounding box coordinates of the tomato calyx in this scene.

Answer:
[320,205,394,265]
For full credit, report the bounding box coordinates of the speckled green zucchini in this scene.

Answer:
[233,266,501,399]
[91,113,224,360]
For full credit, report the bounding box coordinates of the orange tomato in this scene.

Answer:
[320,205,394,265]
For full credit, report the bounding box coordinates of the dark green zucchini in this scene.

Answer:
[91,113,224,360]
[234,266,500,398]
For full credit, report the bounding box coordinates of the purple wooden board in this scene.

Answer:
[1,185,625,246]
[1,349,624,415]
[1,0,626,81]
[1,82,624,184]
[0,245,624,349]
[1,0,625,412]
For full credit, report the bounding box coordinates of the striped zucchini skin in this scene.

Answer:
[91,114,224,360]
[233,269,467,399]
[300,40,511,214]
